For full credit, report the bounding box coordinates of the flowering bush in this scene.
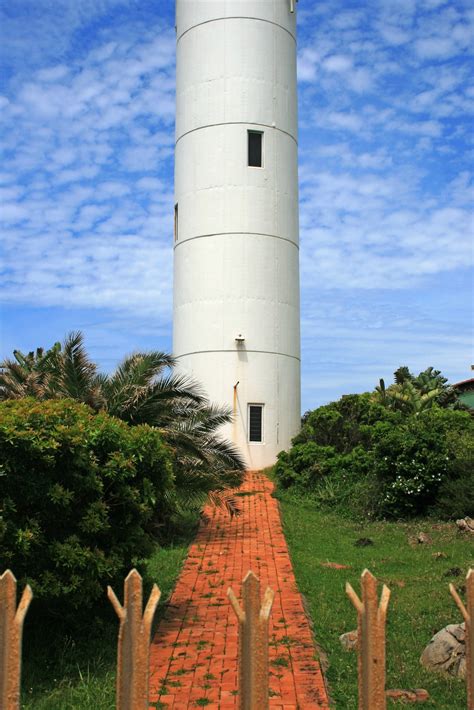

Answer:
[371,408,471,517]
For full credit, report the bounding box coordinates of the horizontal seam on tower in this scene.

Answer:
[176,349,301,362]
[176,122,297,146]
[174,232,299,249]
[177,17,296,43]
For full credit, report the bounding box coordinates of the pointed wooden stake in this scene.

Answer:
[347,569,390,710]
[450,569,474,709]
[0,570,33,710]
[228,571,275,710]
[108,569,160,710]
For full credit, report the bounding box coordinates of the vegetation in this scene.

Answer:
[0,398,175,620]
[0,332,245,515]
[0,333,245,702]
[373,366,463,413]
[0,334,245,702]
[275,367,473,520]
[278,494,473,709]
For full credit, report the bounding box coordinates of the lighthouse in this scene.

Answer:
[173,0,301,469]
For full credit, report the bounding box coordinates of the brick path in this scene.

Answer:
[149,472,330,709]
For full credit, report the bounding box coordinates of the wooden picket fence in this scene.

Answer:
[0,567,472,710]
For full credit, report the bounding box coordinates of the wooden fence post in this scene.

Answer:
[108,569,161,710]
[0,570,33,710]
[450,568,474,710]
[346,569,391,710]
[228,571,275,710]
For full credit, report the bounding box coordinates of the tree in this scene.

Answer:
[0,332,103,408]
[0,343,60,400]
[372,366,462,414]
[99,350,245,513]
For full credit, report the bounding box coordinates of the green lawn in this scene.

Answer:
[21,542,190,709]
[278,492,473,709]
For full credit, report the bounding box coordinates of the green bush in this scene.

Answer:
[295,393,398,453]
[275,393,474,520]
[433,430,474,519]
[274,442,337,489]
[0,399,175,619]
[275,442,379,518]
[371,407,473,517]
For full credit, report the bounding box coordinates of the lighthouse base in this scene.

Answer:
[176,350,300,470]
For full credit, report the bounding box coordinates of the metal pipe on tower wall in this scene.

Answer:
[173,0,301,469]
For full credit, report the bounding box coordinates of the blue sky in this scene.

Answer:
[0,0,472,412]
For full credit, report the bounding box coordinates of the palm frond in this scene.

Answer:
[208,491,242,517]
[394,366,413,386]
[105,354,205,423]
[56,331,99,404]
[109,351,177,388]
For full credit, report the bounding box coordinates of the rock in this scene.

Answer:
[354,537,374,547]
[420,623,466,678]
[443,567,463,577]
[432,551,447,559]
[339,630,358,651]
[456,517,474,533]
[386,689,429,703]
[417,532,432,544]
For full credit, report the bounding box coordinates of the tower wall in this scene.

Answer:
[174,0,301,469]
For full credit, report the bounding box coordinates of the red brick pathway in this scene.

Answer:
[149,472,329,709]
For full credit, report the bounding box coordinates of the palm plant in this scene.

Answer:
[0,343,60,400]
[0,332,104,408]
[99,350,245,513]
[383,379,442,414]
[373,365,461,413]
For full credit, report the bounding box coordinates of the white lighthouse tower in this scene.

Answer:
[173,0,301,469]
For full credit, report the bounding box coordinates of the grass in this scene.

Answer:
[21,540,192,709]
[277,491,473,709]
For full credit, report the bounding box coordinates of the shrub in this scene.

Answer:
[294,393,398,453]
[274,443,337,489]
[0,399,175,620]
[274,442,379,518]
[275,392,474,521]
[433,430,474,519]
[372,408,474,518]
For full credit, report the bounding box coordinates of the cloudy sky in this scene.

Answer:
[1,0,472,411]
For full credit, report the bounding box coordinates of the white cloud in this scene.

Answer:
[36,65,70,82]
[377,24,411,46]
[298,164,473,291]
[321,111,365,132]
[323,55,353,73]
[415,37,458,58]
[297,48,319,82]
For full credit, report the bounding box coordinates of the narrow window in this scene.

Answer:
[174,203,178,242]
[248,131,263,167]
[248,404,264,443]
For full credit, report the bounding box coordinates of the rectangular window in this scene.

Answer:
[248,131,263,167]
[248,404,264,443]
[174,203,178,242]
